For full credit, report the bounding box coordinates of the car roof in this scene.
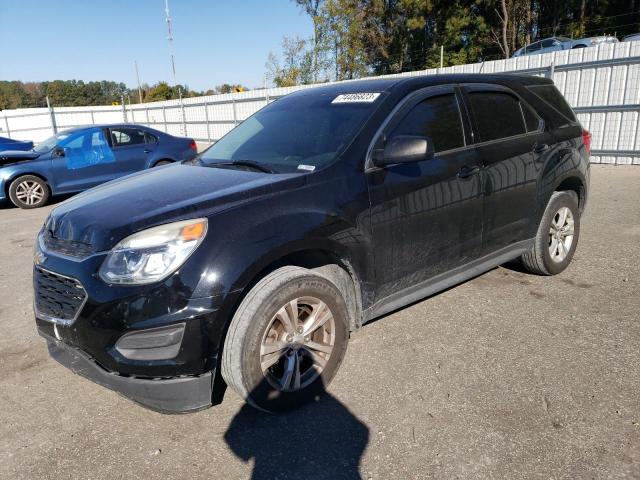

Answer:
[59,124,157,135]
[290,73,552,97]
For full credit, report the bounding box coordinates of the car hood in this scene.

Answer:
[0,150,41,165]
[45,163,304,251]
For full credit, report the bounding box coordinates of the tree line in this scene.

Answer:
[267,0,639,86]
[0,80,248,110]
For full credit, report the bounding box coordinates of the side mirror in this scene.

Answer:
[373,135,433,167]
[53,147,65,157]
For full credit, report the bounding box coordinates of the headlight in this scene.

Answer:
[99,218,207,285]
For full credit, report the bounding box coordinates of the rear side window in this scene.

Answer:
[527,85,576,122]
[110,128,148,147]
[391,94,465,153]
[468,92,527,142]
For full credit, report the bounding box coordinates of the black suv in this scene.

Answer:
[34,74,590,413]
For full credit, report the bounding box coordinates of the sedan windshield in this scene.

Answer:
[198,92,382,173]
[32,132,71,153]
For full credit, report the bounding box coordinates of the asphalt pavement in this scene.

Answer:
[1,165,639,479]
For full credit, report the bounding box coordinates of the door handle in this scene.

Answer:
[533,143,549,154]
[143,149,152,154]
[457,165,480,179]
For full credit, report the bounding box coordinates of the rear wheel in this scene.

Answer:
[8,175,50,209]
[221,266,349,412]
[521,191,580,275]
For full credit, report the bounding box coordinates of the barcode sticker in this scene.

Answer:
[297,164,316,171]
[332,93,381,104]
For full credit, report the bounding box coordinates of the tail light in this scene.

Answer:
[189,140,197,151]
[582,129,591,156]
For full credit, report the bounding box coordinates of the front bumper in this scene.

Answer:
[41,330,214,413]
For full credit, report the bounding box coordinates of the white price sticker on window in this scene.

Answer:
[332,93,381,104]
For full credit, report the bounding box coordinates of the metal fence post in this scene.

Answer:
[90,109,95,125]
[204,100,211,142]
[3,116,10,137]
[121,95,128,123]
[46,96,57,134]
[548,62,555,80]
[145,107,150,126]
[232,98,238,126]
[162,105,168,133]
[180,99,187,136]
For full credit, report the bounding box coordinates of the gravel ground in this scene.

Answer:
[0,165,639,479]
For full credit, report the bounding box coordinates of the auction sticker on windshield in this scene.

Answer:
[332,93,381,103]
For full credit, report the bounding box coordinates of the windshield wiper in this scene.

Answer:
[207,160,275,174]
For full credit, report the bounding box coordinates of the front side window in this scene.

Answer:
[390,94,465,153]
[199,92,381,173]
[468,92,527,142]
[61,129,115,169]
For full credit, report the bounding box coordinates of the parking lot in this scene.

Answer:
[0,164,638,479]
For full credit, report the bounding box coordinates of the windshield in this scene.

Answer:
[32,132,71,153]
[198,92,382,173]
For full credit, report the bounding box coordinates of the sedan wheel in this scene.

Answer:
[8,175,50,209]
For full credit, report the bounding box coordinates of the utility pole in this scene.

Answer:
[134,60,143,103]
[165,0,182,100]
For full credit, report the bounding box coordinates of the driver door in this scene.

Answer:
[51,128,116,192]
[366,86,483,301]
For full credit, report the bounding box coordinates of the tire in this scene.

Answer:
[521,191,580,275]
[153,160,173,167]
[572,45,586,49]
[8,175,50,209]
[221,266,350,412]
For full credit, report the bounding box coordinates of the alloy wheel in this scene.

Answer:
[548,206,575,262]
[260,296,336,392]
[15,180,45,206]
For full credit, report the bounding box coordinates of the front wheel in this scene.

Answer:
[221,266,350,412]
[8,175,50,209]
[521,191,581,275]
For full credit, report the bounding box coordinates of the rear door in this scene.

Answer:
[109,127,157,177]
[366,86,483,300]
[461,84,548,256]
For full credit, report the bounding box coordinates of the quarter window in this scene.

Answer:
[468,92,527,142]
[391,94,465,153]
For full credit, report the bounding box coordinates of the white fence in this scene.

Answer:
[3,41,640,165]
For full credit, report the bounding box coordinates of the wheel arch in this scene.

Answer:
[5,171,51,198]
[150,158,175,168]
[209,244,364,405]
[554,175,586,213]
[225,245,363,334]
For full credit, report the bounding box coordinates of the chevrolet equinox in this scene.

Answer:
[34,74,590,413]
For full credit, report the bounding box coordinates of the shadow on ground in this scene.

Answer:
[224,380,369,480]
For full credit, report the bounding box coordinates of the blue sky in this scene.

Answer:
[0,0,313,90]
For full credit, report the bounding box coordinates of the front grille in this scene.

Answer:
[34,267,87,324]
[42,231,94,259]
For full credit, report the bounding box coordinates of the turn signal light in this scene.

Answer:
[189,140,197,151]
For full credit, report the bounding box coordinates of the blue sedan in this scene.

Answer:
[0,124,198,208]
